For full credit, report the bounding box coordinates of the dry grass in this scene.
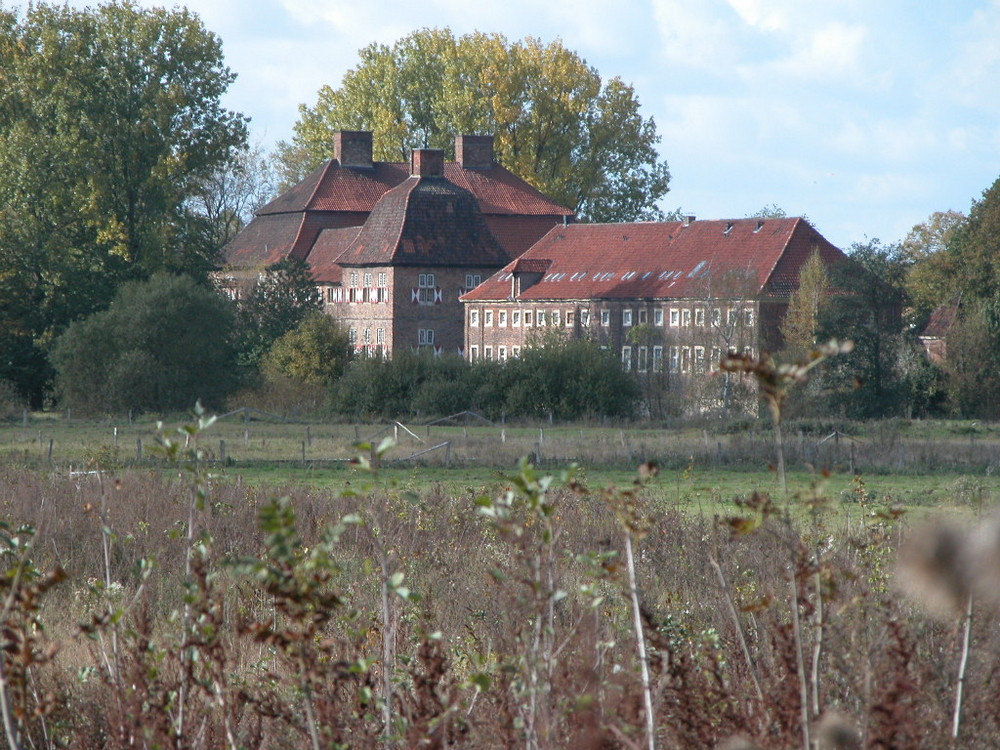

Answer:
[0,451,999,748]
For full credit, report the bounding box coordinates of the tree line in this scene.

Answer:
[1,3,999,422]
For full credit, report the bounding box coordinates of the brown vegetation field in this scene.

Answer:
[0,412,999,748]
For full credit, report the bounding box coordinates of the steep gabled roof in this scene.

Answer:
[221,212,304,268]
[461,218,847,302]
[308,227,361,284]
[335,175,510,268]
[257,160,572,219]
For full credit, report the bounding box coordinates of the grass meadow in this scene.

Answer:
[1,411,1000,747]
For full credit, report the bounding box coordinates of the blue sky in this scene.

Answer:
[9,0,1000,249]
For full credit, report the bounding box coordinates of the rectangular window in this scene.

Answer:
[363,328,372,344]
[349,272,358,287]
[469,345,479,362]
[512,346,521,357]
[682,309,692,327]
[524,311,533,327]
[601,309,610,326]
[565,310,574,326]
[694,346,706,373]
[681,346,691,373]
[669,308,679,326]
[348,327,357,345]
[580,310,590,327]
[470,309,479,326]
[418,328,435,346]
[727,308,738,326]
[485,310,494,326]
[513,310,521,326]
[363,272,373,288]
[652,345,664,372]
[744,307,755,327]
[499,310,508,327]
[621,346,632,371]
[669,346,680,372]
[711,347,721,371]
[378,272,387,287]
[465,273,482,289]
[376,328,385,345]
[637,346,648,373]
[654,308,664,326]
[484,346,493,361]
[623,309,633,327]
[695,308,705,326]
[638,308,647,325]
[537,309,547,326]
[551,310,560,326]
[418,273,436,305]
[498,346,507,361]
[712,308,722,326]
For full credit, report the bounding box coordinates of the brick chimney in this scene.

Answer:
[334,130,373,168]
[455,135,494,169]
[410,148,444,177]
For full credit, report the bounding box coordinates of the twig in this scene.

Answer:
[624,533,656,750]
[708,555,764,704]
[789,574,811,750]
[952,594,974,741]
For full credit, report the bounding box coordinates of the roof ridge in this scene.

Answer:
[389,177,420,262]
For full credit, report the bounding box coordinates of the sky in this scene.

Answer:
[9,0,1000,249]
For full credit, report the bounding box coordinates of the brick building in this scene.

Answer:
[220,130,572,355]
[461,217,858,376]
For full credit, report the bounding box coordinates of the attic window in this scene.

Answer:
[724,222,733,236]
[687,261,707,278]
[754,220,764,233]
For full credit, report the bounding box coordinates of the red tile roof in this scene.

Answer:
[308,227,361,283]
[221,212,304,268]
[258,160,572,218]
[461,218,848,302]
[335,176,511,268]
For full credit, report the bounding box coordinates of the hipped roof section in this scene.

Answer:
[461,218,849,302]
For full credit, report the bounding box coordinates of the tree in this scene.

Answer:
[780,249,830,358]
[902,209,966,326]
[276,29,670,222]
[51,273,236,413]
[233,258,324,370]
[0,1,247,406]
[813,239,909,418]
[263,313,352,387]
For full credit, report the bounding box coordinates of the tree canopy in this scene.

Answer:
[0,1,247,405]
[51,273,236,414]
[276,28,670,223]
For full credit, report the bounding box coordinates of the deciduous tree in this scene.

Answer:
[51,273,236,413]
[276,29,670,222]
[0,1,247,405]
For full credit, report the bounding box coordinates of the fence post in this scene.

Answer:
[445,441,452,467]
[244,429,249,447]
[534,442,542,465]
[22,409,28,428]
[113,426,118,447]
[47,438,53,466]
[302,441,307,464]
[220,440,227,463]
[306,426,311,446]
[136,438,142,462]
[501,428,506,444]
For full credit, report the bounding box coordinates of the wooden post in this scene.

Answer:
[539,428,544,444]
[113,426,118,447]
[354,425,360,441]
[534,441,542,465]
[47,438,53,465]
[394,424,399,443]
[306,426,312,446]
[302,441,307,464]
[501,428,506,444]
[22,409,28,428]
[244,429,249,447]
[445,441,452,467]
[136,438,142,462]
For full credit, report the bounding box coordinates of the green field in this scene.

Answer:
[4,410,1000,514]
